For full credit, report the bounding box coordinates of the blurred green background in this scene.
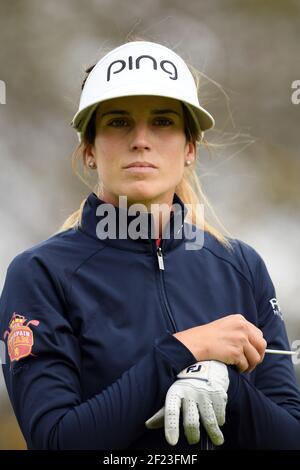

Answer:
[0,0,300,449]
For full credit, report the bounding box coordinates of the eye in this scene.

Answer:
[153,117,173,126]
[107,118,130,127]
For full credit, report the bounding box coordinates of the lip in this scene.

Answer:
[124,162,157,169]
[124,166,158,173]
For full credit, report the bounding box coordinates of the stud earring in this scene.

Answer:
[185,160,192,166]
[88,160,97,169]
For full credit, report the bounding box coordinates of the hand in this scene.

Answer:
[145,360,229,446]
[173,314,267,373]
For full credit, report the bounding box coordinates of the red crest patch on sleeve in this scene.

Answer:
[3,312,40,362]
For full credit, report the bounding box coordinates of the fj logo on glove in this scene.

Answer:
[107,55,178,82]
[269,297,283,320]
[186,364,202,373]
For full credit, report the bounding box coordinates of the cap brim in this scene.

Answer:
[183,102,215,132]
[71,87,215,137]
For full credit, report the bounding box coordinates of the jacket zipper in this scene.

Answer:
[155,241,177,332]
[156,246,165,270]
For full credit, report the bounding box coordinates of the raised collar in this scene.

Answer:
[78,192,189,254]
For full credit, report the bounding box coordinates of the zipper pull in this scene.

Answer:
[157,246,165,270]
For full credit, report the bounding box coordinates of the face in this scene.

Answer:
[85,95,195,209]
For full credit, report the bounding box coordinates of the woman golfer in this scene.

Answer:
[1,40,300,450]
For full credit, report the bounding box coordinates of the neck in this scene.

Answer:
[98,191,175,239]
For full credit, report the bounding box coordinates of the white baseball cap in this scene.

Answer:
[70,41,215,142]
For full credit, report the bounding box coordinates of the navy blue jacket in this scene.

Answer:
[1,192,300,450]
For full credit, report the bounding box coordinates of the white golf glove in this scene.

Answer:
[145,360,229,446]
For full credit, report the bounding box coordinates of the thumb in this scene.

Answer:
[145,406,165,429]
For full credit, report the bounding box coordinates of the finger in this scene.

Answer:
[164,392,182,446]
[198,397,224,446]
[182,398,200,445]
[211,392,227,426]
[145,406,165,429]
[248,327,267,360]
[235,354,249,373]
[243,341,263,372]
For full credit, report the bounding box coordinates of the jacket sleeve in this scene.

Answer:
[222,241,300,449]
[0,251,197,450]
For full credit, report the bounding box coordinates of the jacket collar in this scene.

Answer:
[79,192,189,253]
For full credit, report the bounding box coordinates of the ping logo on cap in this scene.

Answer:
[107,55,178,82]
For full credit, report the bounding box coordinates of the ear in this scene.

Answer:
[184,140,196,165]
[83,143,95,166]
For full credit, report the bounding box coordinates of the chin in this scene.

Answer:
[119,184,160,203]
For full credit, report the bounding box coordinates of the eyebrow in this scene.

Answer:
[100,109,181,118]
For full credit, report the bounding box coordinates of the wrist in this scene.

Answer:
[172,329,210,362]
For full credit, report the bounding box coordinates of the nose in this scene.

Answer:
[129,122,151,151]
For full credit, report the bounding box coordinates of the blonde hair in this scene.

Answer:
[59,39,234,251]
